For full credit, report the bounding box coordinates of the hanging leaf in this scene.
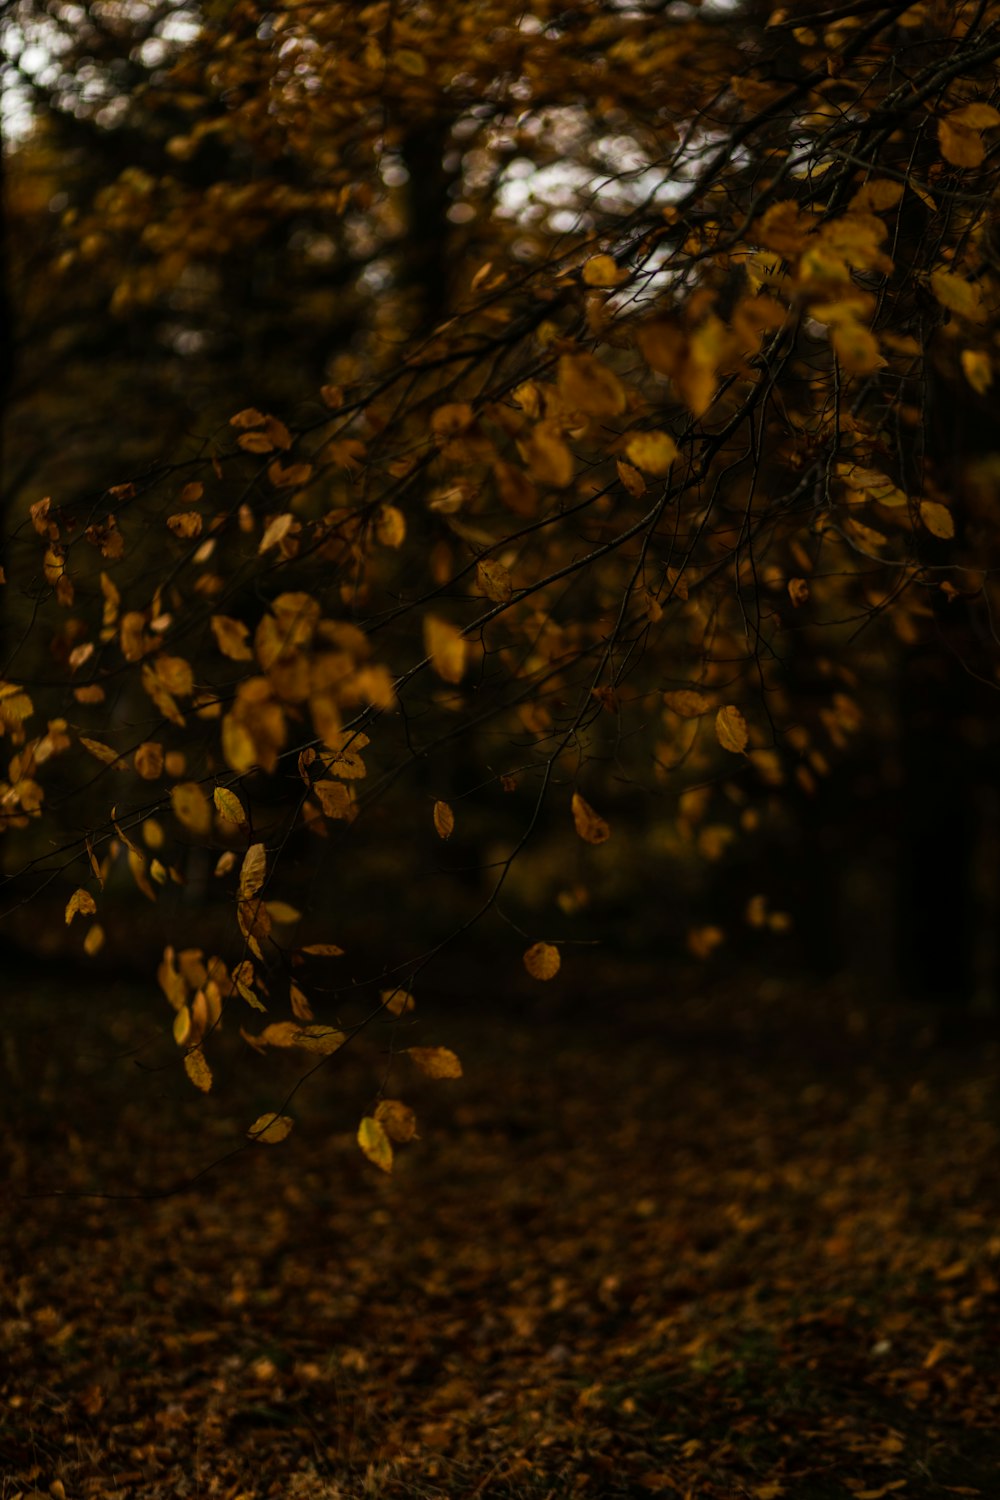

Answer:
[357,1116,393,1173]
[247,1112,294,1144]
[571,792,611,845]
[183,1047,212,1092]
[919,500,955,540]
[433,800,455,839]
[523,942,561,981]
[214,786,247,826]
[65,888,97,924]
[715,706,749,754]
[375,1099,418,1143]
[625,431,678,477]
[424,615,467,684]
[171,782,212,837]
[406,1046,463,1079]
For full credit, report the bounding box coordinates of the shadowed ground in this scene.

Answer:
[2,976,999,1498]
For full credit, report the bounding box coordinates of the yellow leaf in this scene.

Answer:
[557,353,627,417]
[301,942,346,958]
[938,110,993,168]
[65,888,97,924]
[238,430,275,454]
[424,614,467,684]
[267,461,313,490]
[476,558,513,603]
[394,46,426,76]
[582,254,627,287]
[83,923,105,956]
[830,320,882,374]
[171,781,212,837]
[787,577,810,606]
[572,791,611,845]
[173,1005,192,1046]
[289,980,313,1020]
[664,689,711,718]
[80,736,127,770]
[375,505,406,548]
[134,741,164,780]
[687,925,725,959]
[406,1045,463,1079]
[239,843,267,900]
[848,179,905,213]
[266,900,301,924]
[358,1115,393,1173]
[211,615,254,660]
[625,431,678,477]
[375,1099,418,1143]
[179,481,203,504]
[314,780,353,819]
[716,705,749,754]
[961,348,993,394]
[523,942,561,981]
[259,512,296,552]
[167,512,203,538]
[184,1046,212,1092]
[431,403,475,440]
[616,459,646,498]
[518,422,575,489]
[381,987,416,1016]
[230,407,266,429]
[929,270,986,322]
[919,499,955,539]
[214,786,247,826]
[247,1112,294,1144]
[433,800,455,839]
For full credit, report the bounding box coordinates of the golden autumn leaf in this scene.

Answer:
[433,800,455,839]
[80,736,127,770]
[616,459,646,498]
[167,512,203,538]
[625,431,678,477]
[65,888,97,924]
[375,504,406,547]
[664,689,711,718]
[787,577,810,606]
[183,1046,212,1092]
[929,270,986,322]
[375,1098,418,1143]
[382,987,416,1016]
[239,843,267,900]
[134,742,164,780]
[937,105,999,168]
[424,614,467,684]
[961,349,993,394]
[919,500,955,540]
[266,900,301,924]
[214,786,247,826]
[171,781,212,837]
[557,353,627,417]
[83,923,105,957]
[211,615,254,660]
[247,1112,294,1144]
[831,320,882,374]
[289,979,313,1020]
[582,253,628,287]
[357,1115,393,1173]
[406,1045,463,1079]
[230,407,266,429]
[523,942,561,981]
[259,512,296,552]
[475,558,513,603]
[518,422,575,489]
[267,461,313,490]
[571,791,611,845]
[301,943,346,958]
[715,705,749,754]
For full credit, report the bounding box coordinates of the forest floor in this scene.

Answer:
[2,970,999,1500]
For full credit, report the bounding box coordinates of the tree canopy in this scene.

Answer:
[3,0,1000,1166]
